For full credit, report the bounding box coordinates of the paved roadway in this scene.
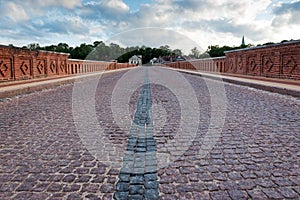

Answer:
[0,66,299,199]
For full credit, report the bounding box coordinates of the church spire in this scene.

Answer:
[241,35,245,46]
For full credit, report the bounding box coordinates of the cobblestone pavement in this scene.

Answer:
[0,66,299,199]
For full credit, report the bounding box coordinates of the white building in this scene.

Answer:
[150,56,165,64]
[129,55,142,65]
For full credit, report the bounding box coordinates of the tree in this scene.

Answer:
[55,43,71,53]
[116,45,177,64]
[207,45,243,57]
[44,45,57,52]
[198,52,210,59]
[263,42,275,45]
[189,47,200,59]
[93,41,104,47]
[207,45,225,57]
[70,43,93,60]
[109,43,123,60]
[172,49,183,57]
[27,43,41,50]
[159,45,171,53]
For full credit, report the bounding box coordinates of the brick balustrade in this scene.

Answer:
[67,59,133,74]
[165,40,300,79]
[1,40,300,81]
[0,45,135,81]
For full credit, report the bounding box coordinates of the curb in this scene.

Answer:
[163,67,300,98]
[0,68,135,99]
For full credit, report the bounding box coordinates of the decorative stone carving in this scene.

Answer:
[282,55,298,74]
[0,58,11,78]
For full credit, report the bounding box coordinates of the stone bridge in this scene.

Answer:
[0,41,300,200]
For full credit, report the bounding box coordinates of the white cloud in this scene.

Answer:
[109,0,272,46]
[28,0,81,9]
[272,0,300,26]
[108,27,197,49]
[2,2,29,22]
[0,0,299,50]
[103,0,129,13]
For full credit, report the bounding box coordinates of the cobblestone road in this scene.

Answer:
[0,66,299,199]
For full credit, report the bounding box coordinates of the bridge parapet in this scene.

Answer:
[0,45,69,81]
[225,40,300,79]
[0,45,135,81]
[165,40,300,79]
[164,57,226,73]
[67,59,134,74]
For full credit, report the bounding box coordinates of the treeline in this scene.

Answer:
[20,39,295,63]
[188,39,295,59]
[23,41,248,62]
[117,45,183,63]
[24,42,135,61]
[22,42,182,63]
[188,44,251,59]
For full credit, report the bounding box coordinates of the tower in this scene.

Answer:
[241,36,245,46]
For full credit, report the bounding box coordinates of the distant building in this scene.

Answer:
[129,55,142,65]
[150,56,165,64]
[150,57,157,64]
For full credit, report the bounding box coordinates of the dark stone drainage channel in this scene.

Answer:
[114,69,159,200]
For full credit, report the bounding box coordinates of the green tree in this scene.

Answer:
[109,43,124,60]
[55,43,72,53]
[27,43,41,50]
[116,45,176,64]
[263,42,275,45]
[70,43,93,59]
[43,45,57,51]
[159,45,171,53]
[189,47,200,59]
[172,49,183,57]
[207,45,240,57]
[198,52,210,59]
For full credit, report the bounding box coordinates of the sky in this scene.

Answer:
[0,0,299,54]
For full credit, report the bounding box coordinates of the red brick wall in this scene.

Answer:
[68,60,135,75]
[0,45,135,81]
[2,40,300,81]
[164,57,226,73]
[165,40,300,80]
[224,41,300,79]
[0,46,69,80]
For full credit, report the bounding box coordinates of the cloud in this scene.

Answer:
[273,1,300,15]
[107,27,204,54]
[102,0,129,13]
[24,0,81,9]
[115,0,272,45]
[37,17,88,35]
[183,18,268,41]
[0,0,298,50]
[272,1,300,26]
[79,0,130,23]
[1,2,29,22]
[175,0,206,10]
